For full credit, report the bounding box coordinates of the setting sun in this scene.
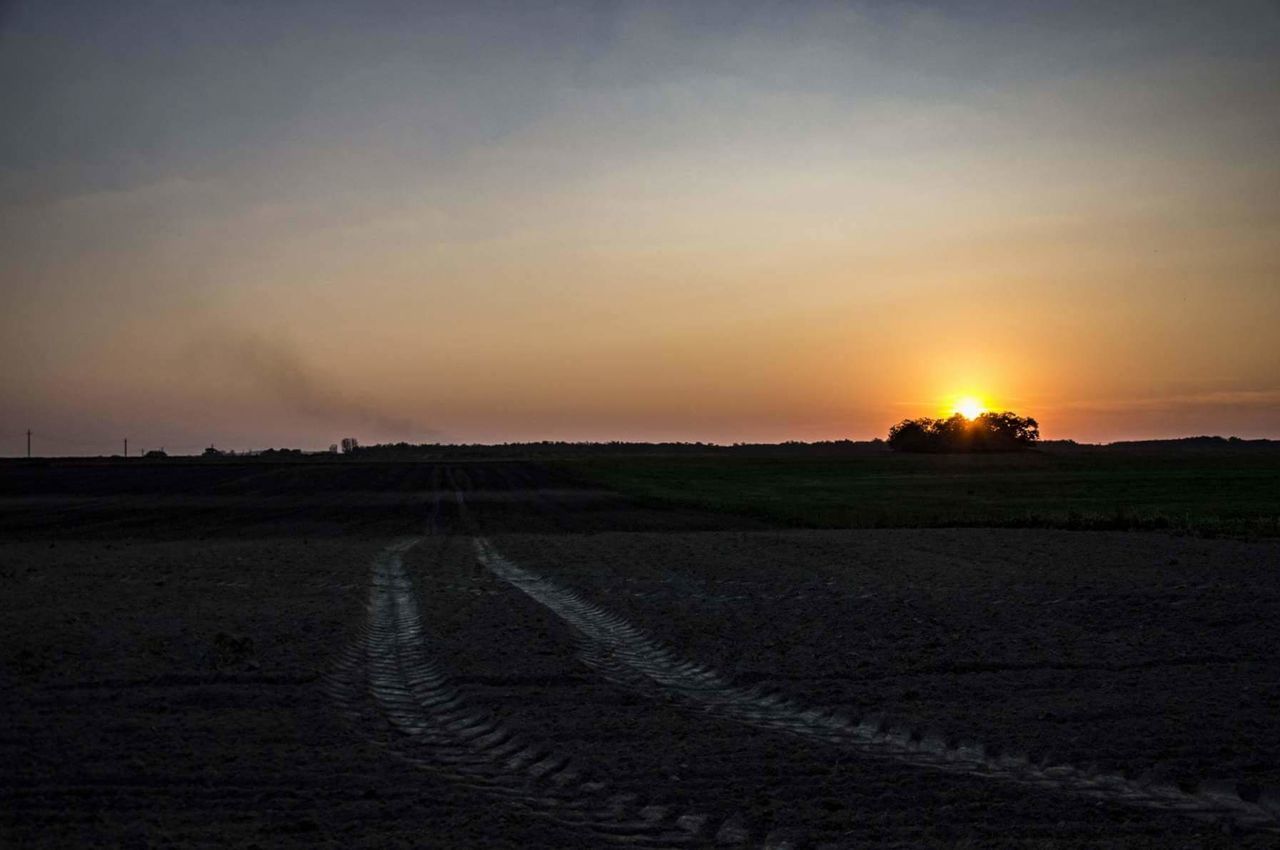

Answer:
[954,397,986,420]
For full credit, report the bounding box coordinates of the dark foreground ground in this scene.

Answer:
[2,460,1279,848]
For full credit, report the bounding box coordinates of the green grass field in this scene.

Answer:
[564,451,1280,536]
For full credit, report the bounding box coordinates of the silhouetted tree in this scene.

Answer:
[885,418,936,452]
[887,411,1039,453]
[979,411,1040,446]
[340,437,360,454]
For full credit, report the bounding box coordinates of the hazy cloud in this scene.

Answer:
[1064,388,1280,414]
[189,329,437,442]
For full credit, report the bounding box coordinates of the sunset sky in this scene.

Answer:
[2,1,1278,453]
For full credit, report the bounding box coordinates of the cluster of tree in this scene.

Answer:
[887,411,1040,453]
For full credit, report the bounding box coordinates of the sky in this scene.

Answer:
[2,0,1278,453]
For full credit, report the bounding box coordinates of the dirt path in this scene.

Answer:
[328,535,766,847]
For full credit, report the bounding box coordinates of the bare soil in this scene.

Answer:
[2,461,1278,847]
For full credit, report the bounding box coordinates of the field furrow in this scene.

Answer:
[474,536,1279,834]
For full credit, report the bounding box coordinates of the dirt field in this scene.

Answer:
[3,460,1278,847]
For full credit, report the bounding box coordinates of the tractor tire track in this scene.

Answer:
[474,536,1280,834]
[327,533,777,848]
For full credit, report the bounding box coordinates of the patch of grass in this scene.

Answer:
[562,452,1280,537]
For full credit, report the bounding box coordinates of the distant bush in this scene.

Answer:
[887,412,1039,453]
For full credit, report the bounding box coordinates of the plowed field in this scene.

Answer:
[3,460,1278,848]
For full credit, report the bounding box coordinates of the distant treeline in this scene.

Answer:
[20,435,1278,463]
[1040,436,1280,454]
[267,435,1280,459]
[344,439,892,459]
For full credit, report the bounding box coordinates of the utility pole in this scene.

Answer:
[27,429,31,459]
[124,438,128,458]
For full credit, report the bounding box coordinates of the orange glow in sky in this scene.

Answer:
[2,3,1278,453]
